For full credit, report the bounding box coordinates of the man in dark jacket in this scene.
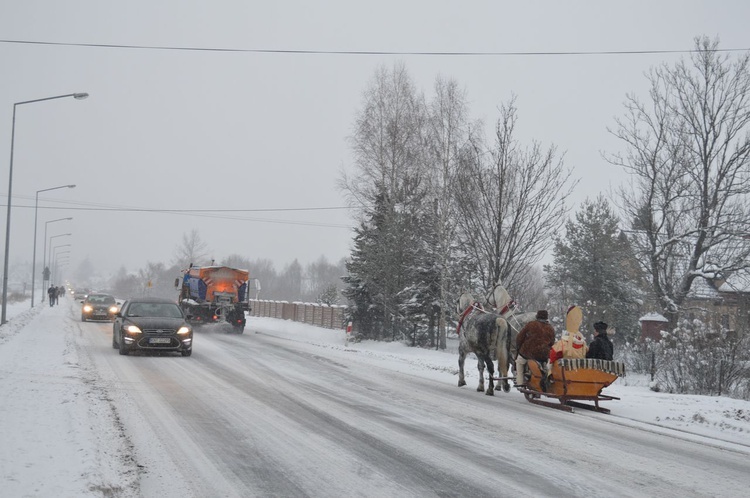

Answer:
[586,321,614,361]
[515,310,556,387]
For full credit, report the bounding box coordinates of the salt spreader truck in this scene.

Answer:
[176,265,250,333]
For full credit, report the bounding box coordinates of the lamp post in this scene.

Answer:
[41,218,72,302]
[31,184,75,307]
[55,262,69,290]
[2,92,88,324]
[55,261,69,288]
[50,244,71,285]
[46,235,71,287]
[47,234,71,266]
[52,250,70,285]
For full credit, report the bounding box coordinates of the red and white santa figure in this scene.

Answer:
[549,305,588,362]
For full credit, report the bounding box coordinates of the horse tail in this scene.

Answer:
[503,318,511,357]
[494,316,512,391]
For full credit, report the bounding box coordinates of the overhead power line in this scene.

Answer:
[6,192,349,213]
[1,38,748,56]
[1,193,355,229]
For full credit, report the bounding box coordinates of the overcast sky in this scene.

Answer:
[1,1,749,286]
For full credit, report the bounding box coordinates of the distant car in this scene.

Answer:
[81,293,119,322]
[73,288,90,300]
[112,297,193,357]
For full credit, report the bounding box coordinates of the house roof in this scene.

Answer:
[639,312,669,322]
[687,276,722,299]
[718,268,750,293]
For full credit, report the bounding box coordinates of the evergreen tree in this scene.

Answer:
[544,195,644,341]
[397,193,438,347]
[342,190,389,340]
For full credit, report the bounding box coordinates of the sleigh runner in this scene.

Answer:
[512,358,625,413]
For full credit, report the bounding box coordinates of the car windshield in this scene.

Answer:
[87,295,115,304]
[126,303,183,318]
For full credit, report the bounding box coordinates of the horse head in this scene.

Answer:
[486,280,512,311]
[457,292,475,314]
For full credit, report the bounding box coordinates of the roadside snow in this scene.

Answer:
[251,316,750,450]
[0,299,139,497]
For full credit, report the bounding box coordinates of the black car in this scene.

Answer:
[81,293,119,322]
[112,297,193,357]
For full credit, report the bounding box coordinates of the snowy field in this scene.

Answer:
[1,297,749,496]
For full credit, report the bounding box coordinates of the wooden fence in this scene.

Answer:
[248,300,347,330]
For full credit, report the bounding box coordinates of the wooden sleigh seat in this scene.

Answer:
[521,358,626,413]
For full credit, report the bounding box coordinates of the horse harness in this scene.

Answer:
[456,301,485,335]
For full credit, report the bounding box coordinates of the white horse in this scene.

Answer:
[485,281,536,379]
[456,292,511,394]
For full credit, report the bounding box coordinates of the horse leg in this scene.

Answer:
[508,325,519,377]
[483,354,495,396]
[476,356,486,392]
[458,346,467,387]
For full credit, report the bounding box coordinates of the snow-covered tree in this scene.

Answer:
[608,36,750,325]
[423,75,471,349]
[340,63,429,341]
[342,191,388,340]
[317,283,340,306]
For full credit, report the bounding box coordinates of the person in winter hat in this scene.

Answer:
[515,310,556,387]
[586,321,614,361]
[549,305,588,362]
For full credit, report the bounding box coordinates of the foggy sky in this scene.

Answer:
[1,1,748,286]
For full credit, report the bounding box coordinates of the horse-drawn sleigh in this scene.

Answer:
[456,282,625,414]
[516,358,625,413]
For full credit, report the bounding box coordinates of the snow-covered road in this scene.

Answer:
[2,299,750,497]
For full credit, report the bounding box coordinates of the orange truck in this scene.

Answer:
[177,265,251,333]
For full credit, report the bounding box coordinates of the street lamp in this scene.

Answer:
[50,244,71,285]
[2,92,88,324]
[53,251,71,285]
[47,234,71,267]
[31,184,75,307]
[53,260,70,289]
[41,218,72,302]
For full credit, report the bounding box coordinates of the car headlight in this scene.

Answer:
[82,305,93,313]
[125,325,142,334]
[177,326,191,335]
[109,306,119,313]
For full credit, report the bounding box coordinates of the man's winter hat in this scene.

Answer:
[594,321,608,332]
[536,310,549,321]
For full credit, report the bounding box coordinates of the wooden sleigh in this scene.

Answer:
[516,358,626,413]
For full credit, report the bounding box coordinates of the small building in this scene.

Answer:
[639,312,669,341]
[682,269,750,335]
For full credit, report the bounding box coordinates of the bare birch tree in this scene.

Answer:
[172,229,211,269]
[455,97,576,293]
[424,75,470,348]
[340,62,426,210]
[608,36,750,324]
